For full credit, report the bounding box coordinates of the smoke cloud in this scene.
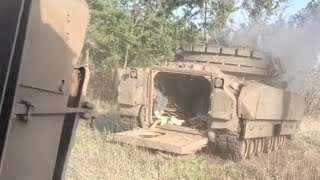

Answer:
[261,23,320,92]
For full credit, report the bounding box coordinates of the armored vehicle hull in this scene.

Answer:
[114,45,305,161]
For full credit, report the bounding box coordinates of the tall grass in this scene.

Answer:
[66,120,320,180]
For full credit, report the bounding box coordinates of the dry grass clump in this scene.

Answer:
[66,120,320,180]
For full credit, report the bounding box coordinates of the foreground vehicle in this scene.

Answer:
[114,45,305,161]
[0,0,94,179]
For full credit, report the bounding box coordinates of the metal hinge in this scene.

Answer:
[80,102,98,119]
[14,101,97,122]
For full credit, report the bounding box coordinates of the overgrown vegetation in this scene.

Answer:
[66,121,320,180]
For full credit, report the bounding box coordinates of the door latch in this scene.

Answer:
[21,101,34,122]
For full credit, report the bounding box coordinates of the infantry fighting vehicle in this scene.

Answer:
[113,44,305,161]
[0,0,94,179]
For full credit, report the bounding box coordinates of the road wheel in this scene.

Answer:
[273,136,280,151]
[239,140,248,160]
[264,137,273,155]
[255,138,264,156]
[279,136,286,150]
[247,139,255,159]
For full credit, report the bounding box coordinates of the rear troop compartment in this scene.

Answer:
[153,72,211,129]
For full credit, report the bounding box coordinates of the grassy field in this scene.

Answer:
[65,119,320,180]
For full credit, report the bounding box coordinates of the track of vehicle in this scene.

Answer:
[216,131,288,161]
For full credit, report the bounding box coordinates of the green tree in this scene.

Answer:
[85,0,131,68]
[176,0,237,41]
[207,0,237,34]
[85,0,187,69]
[290,0,320,27]
[241,0,290,32]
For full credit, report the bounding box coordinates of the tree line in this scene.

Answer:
[83,0,319,69]
[84,0,320,112]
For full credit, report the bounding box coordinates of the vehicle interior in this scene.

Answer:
[153,72,211,130]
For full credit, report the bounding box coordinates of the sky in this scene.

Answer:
[173,0,312,30]
[232,0,310,27]
[286,0,310,16]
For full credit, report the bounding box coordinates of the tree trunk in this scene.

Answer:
[123,45,129,68]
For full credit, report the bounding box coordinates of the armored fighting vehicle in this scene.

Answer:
[114,44,305,161]
[0,0,94,179]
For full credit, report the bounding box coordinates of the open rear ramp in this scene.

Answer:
[114,127,208,154]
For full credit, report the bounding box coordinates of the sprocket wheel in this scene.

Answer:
[120,115,140,131]
[227,133,247,162]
